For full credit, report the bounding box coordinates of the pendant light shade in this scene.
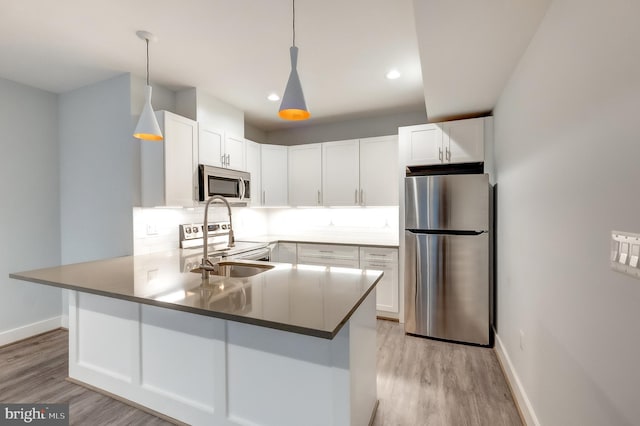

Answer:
[134,31,163,141]
[134,85,163,140]
[279,0,310,121]
[279,47,310,120]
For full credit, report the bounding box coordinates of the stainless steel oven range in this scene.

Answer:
[179,221,269,273]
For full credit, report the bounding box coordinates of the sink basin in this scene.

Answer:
[191,261,274,278]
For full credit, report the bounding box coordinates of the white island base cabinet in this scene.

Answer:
[68,291,377,426]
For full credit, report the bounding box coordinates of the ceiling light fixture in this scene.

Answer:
[133,30,163,141]
[278,0,310,121]
[268,93,281,101]
[386,69,401,80]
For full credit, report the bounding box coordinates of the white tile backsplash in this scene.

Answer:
[133,206,398,255]
[133,207,268,255]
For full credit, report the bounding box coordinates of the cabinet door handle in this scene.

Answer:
[227,154,231,166]
[355,189,358,204]
[360,189,364,206]
[367,263,388,268]
[221,155,225,166]
[439,147,443,161]
[446,147,451,161]
[317,190,321,205]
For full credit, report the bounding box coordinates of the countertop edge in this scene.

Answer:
[238,235,399,248]
[9,269,383,340]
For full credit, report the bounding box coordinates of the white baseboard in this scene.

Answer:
[61,313,69,329]
[0,316,63,347]
[494,333,540,426]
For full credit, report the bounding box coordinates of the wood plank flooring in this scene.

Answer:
[373,320,522,426]
[0,322,521,425]
[0,329,172,425]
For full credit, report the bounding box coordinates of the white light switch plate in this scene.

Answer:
[611,231,640,279]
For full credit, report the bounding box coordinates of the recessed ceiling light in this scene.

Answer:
[386,69,401,80]
[268,93,280,101]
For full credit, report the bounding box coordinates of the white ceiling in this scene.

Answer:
[0,0,550,132]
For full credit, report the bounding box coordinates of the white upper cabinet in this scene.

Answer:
[321,136,398,207]
[224,134,246,170]
[442,117,484,164]
[198,124,224,167]
[405,124,442,165]
[141,111,198,207]
[198,123,245,170]
[322,139,360,206]
[359,135,398,206]
[402,117,485,166]
[244,139,261,207]
[260,144,288,206]
[289,144,322,206]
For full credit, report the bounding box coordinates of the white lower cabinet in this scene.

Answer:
[294,242,399,316]
[360,247,399,315]
[271,242,297,263]
[297,243,360,268]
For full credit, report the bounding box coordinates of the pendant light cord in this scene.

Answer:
[145,38,150,86]
[292,0,296,47]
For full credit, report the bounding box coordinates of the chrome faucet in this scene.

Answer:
[200,195,235,280]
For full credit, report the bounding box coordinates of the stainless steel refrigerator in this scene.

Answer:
[404,173,491,346]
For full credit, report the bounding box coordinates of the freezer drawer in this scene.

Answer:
[404,231,489,345]
[405,174,489,231]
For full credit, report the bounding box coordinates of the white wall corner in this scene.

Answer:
[494,333,540,426]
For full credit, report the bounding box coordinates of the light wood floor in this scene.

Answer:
[0,322,521,426]
[373,320,522,426]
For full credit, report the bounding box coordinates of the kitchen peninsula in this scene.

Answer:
[10,250,381,426]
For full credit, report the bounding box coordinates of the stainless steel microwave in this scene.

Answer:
[198,164,250,203]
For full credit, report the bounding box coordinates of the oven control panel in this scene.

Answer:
[180,221,230,240]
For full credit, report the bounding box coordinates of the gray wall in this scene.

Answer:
[244,122,267,144]
[59,74,135,264]
[0,77,62,338]
[59,74,175,323]
[265,109,426,145]
[493,0,640,424]
[59,74,175,265]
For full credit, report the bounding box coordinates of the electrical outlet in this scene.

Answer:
[519,330,525,351]
[146,224,158,235]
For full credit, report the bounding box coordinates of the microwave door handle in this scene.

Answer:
[239,178,245,199]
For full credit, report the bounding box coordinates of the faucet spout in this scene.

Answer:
[201,195,235,280]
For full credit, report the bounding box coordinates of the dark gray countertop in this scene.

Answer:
[10,250,382,339]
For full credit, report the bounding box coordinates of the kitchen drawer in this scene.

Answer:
[271,242,297,263]
[359,247,398,263]
[360,247,399,314]
[297,243,359,268]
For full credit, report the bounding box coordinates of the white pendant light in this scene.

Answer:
[279,0,310,121]
[134,30,163,141]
